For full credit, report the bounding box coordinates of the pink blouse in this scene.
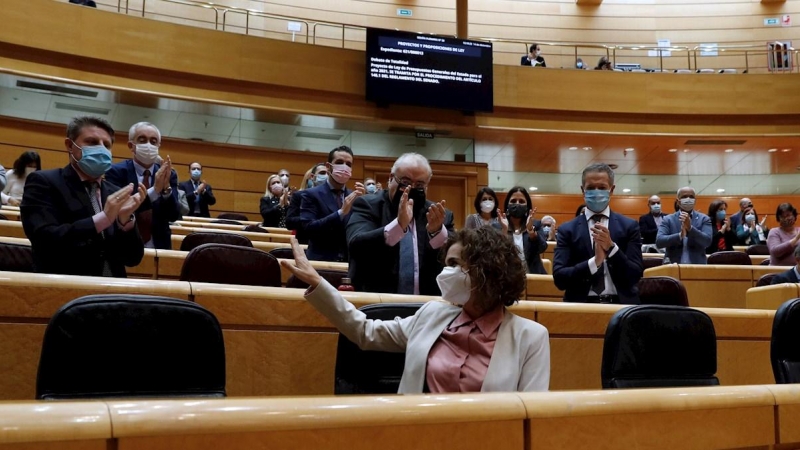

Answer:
[425,306,505,393]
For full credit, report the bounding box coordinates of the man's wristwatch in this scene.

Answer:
[428,229,441,238]
[161,186,173,196]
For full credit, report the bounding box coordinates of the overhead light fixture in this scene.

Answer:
[716,188,726,193]
[625,148,635,152]
[724,149,733,153]
[622,188,631,193]
[768,148,778,153]
[668,148,678,153]
[683,149,690,153]
[582,146,592,151]
[568,147,578,150]
[529,187,538,191]
[782,149,792,152]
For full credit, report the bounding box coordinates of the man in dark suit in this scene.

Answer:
[729,197,751,233]
[300,147,365,261]
[639,195,664,246]
[179,162,216,217]
[521,43,546,67]
[771,245,800,285]
[553,163,643,304]
[286,163,326,244]
[21,116,145,277]
[656,187,713,265]
[347,153,455,295]
[105,122,180,250]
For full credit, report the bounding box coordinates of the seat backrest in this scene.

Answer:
[335,303,423,394]
[179,231,252,252]
[287,269,348,289]
[746,244,769,256]
[707,251,751,265]
[637,276,689,306]
[268,247,295,260]
[0,213,8,221]
[36,294,225,399]
[0,242,34,272]
[210,219,242,226]
[602,305,718,389]
[756,273,778,287]
[642,257,664,270]
[771,298,800,384]
[217,213,249,221]
[242,224,267,233]
[180,243,281,287]
[760,259,770,266]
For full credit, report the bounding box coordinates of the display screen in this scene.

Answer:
[365,28,494,112]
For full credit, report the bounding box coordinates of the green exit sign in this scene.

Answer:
[397,8,413,17]
[764,18,779,26]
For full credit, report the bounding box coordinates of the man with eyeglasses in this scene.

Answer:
[346,153,454,295]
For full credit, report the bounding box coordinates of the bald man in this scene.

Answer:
[638,195,664,245]
[656,187,712,264]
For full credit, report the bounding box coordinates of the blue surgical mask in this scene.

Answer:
[306,179,314,189]
[576,62,583,68]
[716,210,727,221]
[71,141,112,179]
[745,214,756,223]
[542,226,552,235]
[366,183,377,194]
[584,189,610,213]
[191,169,202,180]
[315,173,328,185]
[650,204,661,214]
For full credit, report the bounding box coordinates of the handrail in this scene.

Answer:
[692,44,798,74]
[469,37,611,68]
[162,0,219,27]
[611,44,691,72]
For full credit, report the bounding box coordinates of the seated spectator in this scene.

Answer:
[656,187,712,264]
[502,186,547,275]
[768,203,800,266]
[260,174,289,228]
[575,58,587,69]
[2,150,40,206]
[464,187,501,230]
[282,227,550,393]
[736,206,768,246]
[595,56,613,70]
[706,199,736,254]
[770,244,800,284]
[521,44,546,67]
[540,215,557,240]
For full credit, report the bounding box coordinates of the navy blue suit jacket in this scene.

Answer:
[105,160,180,250]
[656,210,712,264]
[179,180,216,218]
[553,211,644,304]
[299,182,352,261]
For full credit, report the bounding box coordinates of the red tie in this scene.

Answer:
[137,169,153,243]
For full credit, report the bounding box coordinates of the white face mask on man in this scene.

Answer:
[135,143,160,166]
[436,266,472,306]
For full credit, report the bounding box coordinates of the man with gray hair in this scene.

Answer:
[770,244,800,284]
[346,153,455,295]
[729,197,752,233]
[105,122,180,249]
[553,163,643,304]
[656,186,712,264]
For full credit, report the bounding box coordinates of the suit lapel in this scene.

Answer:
[577,214,593,255]
[63,165,94,215]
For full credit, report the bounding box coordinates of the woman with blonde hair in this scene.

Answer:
[260,174,289,227]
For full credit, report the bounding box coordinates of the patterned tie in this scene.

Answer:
[138,169,153,243]
[590,214,606,295]
[397,226,415,294]
[333,189,343,209]
[85,182,113,277]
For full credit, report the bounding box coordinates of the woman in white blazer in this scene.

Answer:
[282,227,550,393]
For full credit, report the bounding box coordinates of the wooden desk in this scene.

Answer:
[181,216,261,226]
[170,226,292,243]
[171,234,295,252]
[746,283,800,310]
[174,221,291,235]
[0,220,27,238]
[0,401,112,449]
[0,209,20,220]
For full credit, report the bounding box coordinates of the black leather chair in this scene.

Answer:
[771,298,800,384]
[756,273,778,287]
[269,247,295,260]
[642,258,664,270]
[637,276,689,306]
[242,224,267,233]
[335,303,423,394]
[0,243,34,272]
[180,243,281,287]
[211,219,243,226]
[287,269,348,289]
[707,251,751,265]
[36,294,225,399]
[218,213,249,221]
[179,231,252,252]
[746,244,769,256]
[760,259,770,266]
[601,305,719,389]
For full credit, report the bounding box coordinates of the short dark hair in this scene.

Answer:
[13,150,41,175]
[708,199,728,226]
[327,145,353,163]
[581,163,615,186]
[441,227,526,309]
[776,203,798,221]
[529,44,539,53]
[503,186,533,232]
[473,187,499,218]
[311,163,326,175]
[189,161,202,169]
[66,116,115,144]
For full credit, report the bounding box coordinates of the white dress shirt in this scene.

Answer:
[584,207,619,296]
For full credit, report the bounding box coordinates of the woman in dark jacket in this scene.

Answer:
[706,199,736,254]
[502,186,548,274]
[260,174,288,227]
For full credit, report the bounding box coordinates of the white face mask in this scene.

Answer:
[480,200,494,213]
[24,167,36,176]
[679,197,696,212]
[279,174,289,186]
[135,143,160,166]
[436,266,472,306]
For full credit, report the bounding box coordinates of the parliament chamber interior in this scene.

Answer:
[1,0,800,448]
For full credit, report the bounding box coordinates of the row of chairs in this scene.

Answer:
[643,248,771,271]
[34,293,800,399]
